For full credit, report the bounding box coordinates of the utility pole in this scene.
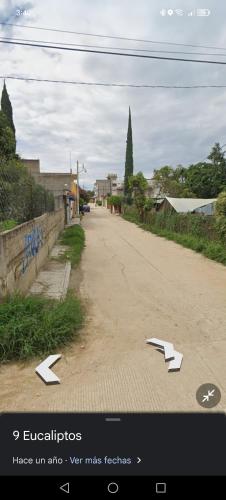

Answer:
[76,162,87,217]
[76,160,80,217]
[70,152,73,175]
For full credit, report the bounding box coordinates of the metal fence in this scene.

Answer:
[0,160,54,226]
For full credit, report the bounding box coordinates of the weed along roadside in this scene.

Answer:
[122,206,226,266]
[59,224,85,267]
[0,225,86,363]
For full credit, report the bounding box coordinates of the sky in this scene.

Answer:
[1,0,226,189]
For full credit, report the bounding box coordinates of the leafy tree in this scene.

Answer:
[124,107,134,196]
[129,171,148,193]
[153,165,174,183]
[207,142,225,166]
[186,159,226,198]
[86,190,95,200]
[152,143,226,198]
[129,172,148,220]
[174,165,188,184]
[152,165,189,197]
[108,195,122,206]
[0,110,16,159]
[186,143,226,198]
[108,195,122,213]
[79,187,93,203]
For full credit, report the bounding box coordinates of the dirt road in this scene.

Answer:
[1,206,226,412]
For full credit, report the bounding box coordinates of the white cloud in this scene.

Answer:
[1,0,226,189]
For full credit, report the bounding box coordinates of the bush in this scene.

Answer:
[216,191,226,216]
[0,219,17,232]
[108,195,122,207]
[214,215,226,242]
[0,293,84,362]
[144,198,154,212]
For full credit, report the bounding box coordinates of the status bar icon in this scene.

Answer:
[197,8,211,16]
[175,9,184,16]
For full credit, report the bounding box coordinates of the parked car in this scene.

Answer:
[83,204,90,212]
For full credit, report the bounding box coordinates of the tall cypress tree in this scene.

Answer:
[124,107,134,195]
[1,80,16,140]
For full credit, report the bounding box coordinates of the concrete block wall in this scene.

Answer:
[0,209,64,297]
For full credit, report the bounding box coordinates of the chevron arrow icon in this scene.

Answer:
[146,338,183,372]
[35,354,61,384]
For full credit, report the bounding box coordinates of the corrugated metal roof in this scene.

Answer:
[165,197,217,213]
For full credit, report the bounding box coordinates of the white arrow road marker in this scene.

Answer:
[35,354,61,384]
[168,351,183,372]
[146,338,175,361]
[146,338,183,372]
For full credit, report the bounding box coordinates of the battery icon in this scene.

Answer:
[197,9,211,16]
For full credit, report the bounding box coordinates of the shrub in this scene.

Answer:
[144,198,154,212]
[0,293,84,362]
[216,191,226,216]
[0,219,17,232]
[108,195,122,207]
[214,215,226,242]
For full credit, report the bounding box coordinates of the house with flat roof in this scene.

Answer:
[22,159,77,209]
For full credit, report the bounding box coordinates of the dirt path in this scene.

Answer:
[1,206,226,412]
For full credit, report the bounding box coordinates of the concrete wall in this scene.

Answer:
[0,208,64,297]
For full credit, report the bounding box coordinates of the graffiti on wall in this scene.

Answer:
[21,226,44,274]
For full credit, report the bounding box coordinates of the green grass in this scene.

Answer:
[122,212,226,266]
[59,224,85,267]
[0,219,18,233]
[0,293,84,362]
[144,225,226,264]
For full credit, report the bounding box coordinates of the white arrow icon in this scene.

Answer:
[168,350,183,372]
[60,482,70,494]
[35,354,61,384]
[202,389,215,403]
[146,338,183,371]
[137,457,142,464]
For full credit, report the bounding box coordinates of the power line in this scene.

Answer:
[1,22,226,52]
[2,36,226,57]
[1,75,226,88]
[1,39,226,65]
